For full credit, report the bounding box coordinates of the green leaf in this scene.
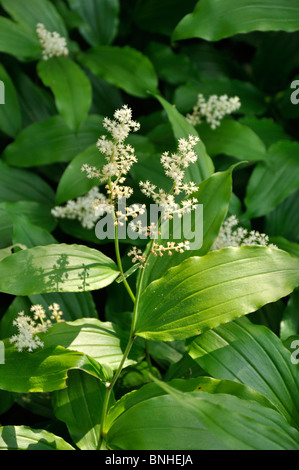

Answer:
[3,115,101,167]
[0,341,110,393]
[12,215,57,249]
[244,141,299,218]
[135,246,299,341]
[239,116,292,148]
[280,288,299,341]
[0,0,68,37]
[173,0,299,42]
[0,65,22,137]
[78,46,159,98]
[188,317,299,428]
[154,94,214,183]
[55,145,104,205]
[0,201,56,234]
[0,243,119,295]
[0,205,15,248]
[0,17,40,61]
[198,120,266,161]
[107,389,299,450]
[0,245,25,261]
[140,168,233,289]
[265,190,299,243]
[0,161,55,206]
[67,0,119,46]
[53,369,115,450]
[37,57,92,131]
[105,376,275,431]
[13,69,56,126]
[40,318,143,370]
[0,426,74,450]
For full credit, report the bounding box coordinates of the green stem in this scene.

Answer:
[114,223,136,303]
[108,174,136,304]
[99,240,153,448]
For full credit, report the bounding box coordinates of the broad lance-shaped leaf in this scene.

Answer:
[55,145,105,205]
[0,426,74,450]
[187,317,299,429]
[135,246,299,341]
[0,318,141,394]
[0,161,55,206]
[173,0,299,42]
[53,370,115,450]
[0,0,68,38]
[37,57,92,131]
[107,389,299,450]
[67,0,119,46]
[0,17,41,61]
[105,376,275,432]
[0,341,111,393]
[40,318,143,370]
[78,45,159,98]
[2,115,101,168]
[244,141,299,218]
[198,120,266,161]
[0,244,119,295]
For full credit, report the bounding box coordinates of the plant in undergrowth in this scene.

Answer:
[0,0,299,452]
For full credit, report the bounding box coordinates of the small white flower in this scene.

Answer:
[210,215,277,251]
[10,304,64,353]
[36,23,69,61]
[139,135,199,220]
[48,303,64,323]
[51,187,108,229]
[81,106,140,213]
[186,94,241,129]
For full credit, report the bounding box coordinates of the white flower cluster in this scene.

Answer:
[9,303,64,353]
[210,215,277,251]
[48,302,64,323]
[128,240,191,268]
[152,240,190,256]
[51,187,108,230]
[81,105,140,202]
[139,135,200,220]
[127,135,200,268]
[186,94,241,129]
[36,23,69,61]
